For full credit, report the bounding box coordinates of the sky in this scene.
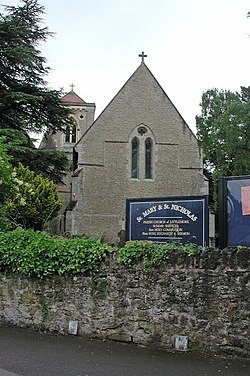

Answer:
[3,0,250,134]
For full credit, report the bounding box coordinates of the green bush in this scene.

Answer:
[0,229,113,278]
[118,240,203,266]
[0,230,205,278]
[7,164,62,230]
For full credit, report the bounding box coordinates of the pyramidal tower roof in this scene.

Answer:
[62,88,86,106]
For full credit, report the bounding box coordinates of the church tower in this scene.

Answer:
[40,87,95,233]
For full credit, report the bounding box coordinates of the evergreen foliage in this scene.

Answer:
[0,0,71,133]
[0,129,69,183]
[0,0,72,182]
[0,230,204,278]
[7,164,62,230]
[0,229,113,278]
[118,240,202,266]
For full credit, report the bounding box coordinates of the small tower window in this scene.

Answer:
[131,137,139,178]
[71,124,76,143]
[65,125,70,143]
[65,123,77,143]
[145,138,153,179]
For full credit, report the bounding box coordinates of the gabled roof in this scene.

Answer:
[75,62,196,146]
[62,91,86,105]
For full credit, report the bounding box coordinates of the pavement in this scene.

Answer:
[0,326,249,376]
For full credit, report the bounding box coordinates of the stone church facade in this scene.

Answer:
[42,57,208,244]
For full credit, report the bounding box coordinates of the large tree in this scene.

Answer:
[0,128,69,183]
[196,87,250,208]
[0,0,72,182]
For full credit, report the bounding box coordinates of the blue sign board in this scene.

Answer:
[219,176,250,248]
[126,196,209,246]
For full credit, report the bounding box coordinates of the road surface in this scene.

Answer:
[0,326,249,376]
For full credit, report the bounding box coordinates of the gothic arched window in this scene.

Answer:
[145,138,152,179]
[65,125,71,143]
[65,121,77,143]
[129,125,155,181]
[131,137,139,179]
[71,124,76,143]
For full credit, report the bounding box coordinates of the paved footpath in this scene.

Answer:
[0,326,249,376]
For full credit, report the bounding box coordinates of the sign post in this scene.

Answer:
[126,196,209,246]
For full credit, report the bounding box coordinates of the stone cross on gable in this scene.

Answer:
[70,83,75,92]
[139,51,147,63]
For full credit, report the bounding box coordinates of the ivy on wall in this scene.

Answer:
[118,240,202,266]
[0,229,206,279]
[0,229,113,278]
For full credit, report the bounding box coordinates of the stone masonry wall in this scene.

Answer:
[0,248,249,359]
[70,63,208,243]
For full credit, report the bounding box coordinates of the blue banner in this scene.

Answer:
[227,178,250,246]
[126,196,208,246]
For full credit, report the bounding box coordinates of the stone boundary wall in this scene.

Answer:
[0,248,249,359]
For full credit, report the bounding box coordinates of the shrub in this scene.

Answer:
[7,164,62,230]
[0,137,14,231]
[0,230,204,278]
[118,240,203,266]
[0,229,113,278]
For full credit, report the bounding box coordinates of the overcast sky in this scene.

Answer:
[4,0,250,133]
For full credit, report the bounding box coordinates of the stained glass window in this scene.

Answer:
[131,137,139,178]
[145,138,152,179]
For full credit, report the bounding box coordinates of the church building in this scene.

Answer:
[42,53,208,244]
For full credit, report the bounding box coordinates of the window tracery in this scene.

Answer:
[129,125,155,180]
[65,120,77,143]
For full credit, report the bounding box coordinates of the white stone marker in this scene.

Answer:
[68,320,78,335]
[175,335,188,351]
